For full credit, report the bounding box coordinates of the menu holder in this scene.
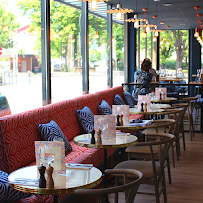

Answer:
[112,105,129,125]
[155,87,167,100]
[35,141,66,175]
[94,115,116,139]
[137,95,151,111]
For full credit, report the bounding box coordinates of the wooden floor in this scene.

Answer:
[61,131,203,203]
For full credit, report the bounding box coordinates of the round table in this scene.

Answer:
[8,165,102,203]
[74,132,137,202]
[151,97,177,103]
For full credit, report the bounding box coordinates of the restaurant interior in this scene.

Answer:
[0,0,203,203]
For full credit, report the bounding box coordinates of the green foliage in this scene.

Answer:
[0,4,20,49]
[19,47,25,54]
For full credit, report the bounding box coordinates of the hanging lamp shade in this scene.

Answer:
[107,3,133,21]
[79,0,108,11]
[194,7,199,38]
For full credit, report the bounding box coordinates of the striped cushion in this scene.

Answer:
[123,92,136,108]
[77,106,94,133]
[98,100,112,115]
[38,120,72,153]
[0,170,31,202]
[114,94,125,105]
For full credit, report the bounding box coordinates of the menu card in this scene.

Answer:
[35,141,66,175]
[137,95,151,111]
[155,87,167,100]
[112,105,129,125]
[94,115,116,139]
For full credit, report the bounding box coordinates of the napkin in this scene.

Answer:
[128,120,152,126]
[66,163,93,170]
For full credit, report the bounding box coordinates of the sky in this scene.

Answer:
[4,0,31,27]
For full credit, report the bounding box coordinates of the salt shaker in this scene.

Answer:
[97,129,102,145]
[46,165,54,189]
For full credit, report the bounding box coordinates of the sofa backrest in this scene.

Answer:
[0,107,49,173]
[46,98,82,142]
[95,86,124,107]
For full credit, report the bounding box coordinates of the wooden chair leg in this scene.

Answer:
[182,131,186,151]
[166,156,172,184]
[171,144,175,168]
[162,175,167,203]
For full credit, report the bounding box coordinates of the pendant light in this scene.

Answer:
[166,26,170,46]
[142,8,147,38]
[160,22,164,45]
[80,0,108,11]
[107,3,133,21]
[153,16,158,41]
[194,7,199,38]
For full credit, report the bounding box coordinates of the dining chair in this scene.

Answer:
[74,169,144,203]
[126,118,175,184]
[173,97,198,141]
[113,133,175,203]
[141,108,186,168]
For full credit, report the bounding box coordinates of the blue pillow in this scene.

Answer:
[123,92,136,108]
[98,100,112,115]
[0,170,31,202]
[38,120,72,153]
[77,106,94,133]
[114,94,126,105]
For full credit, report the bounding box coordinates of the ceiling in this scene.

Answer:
[55,0,203,30]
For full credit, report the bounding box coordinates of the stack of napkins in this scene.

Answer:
[66,163,93,170]
[9,178,39,186]
[128,120,152,126]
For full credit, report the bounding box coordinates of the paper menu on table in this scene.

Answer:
[112,105,129,125]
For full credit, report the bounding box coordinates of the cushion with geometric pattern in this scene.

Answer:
[123,92,136,108]
[114,94,126,105]
[98,100,112,115]
[38,120,72,153]
[77,106,94,133]
[0,170,31,202]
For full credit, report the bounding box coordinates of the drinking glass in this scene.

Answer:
[40,145,55,167]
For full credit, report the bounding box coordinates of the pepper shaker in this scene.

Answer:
[90,129,96,144]
[141,103,144,112]
[116,115,121,126]
[38,165,46,188]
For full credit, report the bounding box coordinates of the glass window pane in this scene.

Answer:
[0,1,42,114]
[89,3,108,93]
[50,1,82,102]
[113,22,124,87]
[159,30,189,82]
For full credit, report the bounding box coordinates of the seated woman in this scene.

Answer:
[132,58,153,99]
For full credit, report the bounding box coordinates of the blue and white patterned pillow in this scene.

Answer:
[98,100,112,115]
[114,94,126,105]
[38,120,72,153]
[77,106,94,133]
[0,170,31,202]
[123,92,136,108]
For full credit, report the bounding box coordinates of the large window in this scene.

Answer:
[112,22,124,87]
[0,1,42,114]
[159,30,189,82]
[50,1,82,102]
[89,4,108,93]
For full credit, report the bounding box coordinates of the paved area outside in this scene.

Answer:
[0,71,124,114]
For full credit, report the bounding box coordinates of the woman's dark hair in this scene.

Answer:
[141,58,152,72]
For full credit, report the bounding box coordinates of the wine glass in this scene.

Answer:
[40,145,55,167]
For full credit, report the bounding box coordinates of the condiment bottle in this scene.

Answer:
[160,92,162,100]
[90,129,96,144]
[120,114,123,126]
[141,103,144,112]
[38,165,46,188]
[46,165,54,189]
[144,103,147,112]
[116,115,121,126]
[97,129,102,145]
